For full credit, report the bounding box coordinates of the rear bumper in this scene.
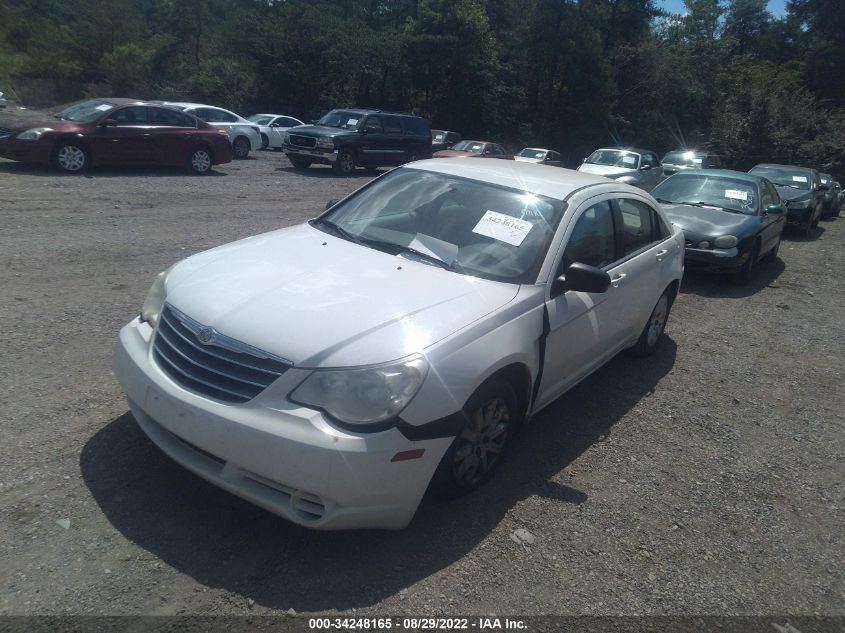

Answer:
[112,318,450,530]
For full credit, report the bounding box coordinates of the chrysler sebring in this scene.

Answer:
[113,159,684,530]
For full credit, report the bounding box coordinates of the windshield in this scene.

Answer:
[317,110,363,130]
[585,149,640,169]
[517,149,546,159]
[315,167,566,284]
[451,141,485,153]
[247,115,273,125]
[749,166,812,190]
[662,151,703,167]
[652,174,758,215]
[54,100,115,123]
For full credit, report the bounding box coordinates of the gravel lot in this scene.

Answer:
[1,151,843,618]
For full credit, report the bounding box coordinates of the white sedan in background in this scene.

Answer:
[161,102,262,159]
[247,114,305,150]
[114,159,684,530]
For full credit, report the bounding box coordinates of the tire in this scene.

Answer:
[232,136,250,159]
[332,149,355,175]
[186,147,213,174]
[731,242,759,286]
[53,142,89,173]
[260,133,269,150]
[632,289,673,357]
[289,156,312,169]
[431,378,520,498]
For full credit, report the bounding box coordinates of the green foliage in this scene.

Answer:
[0,0,843,178]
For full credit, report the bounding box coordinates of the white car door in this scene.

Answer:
[536,197,634,406]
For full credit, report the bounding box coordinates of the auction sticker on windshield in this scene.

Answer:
[622,155,636,165]
[347,118,359,126]
[724,189,748,201]
[95,104,113,111]
[792,175,808,182]
[472,210,533,246]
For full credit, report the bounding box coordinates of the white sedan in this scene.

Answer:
[113,159,684,530]
[247,114,305,150]
[162,102,262,159]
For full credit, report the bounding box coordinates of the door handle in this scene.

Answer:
[611,273,627,287]
[655,248,669,261]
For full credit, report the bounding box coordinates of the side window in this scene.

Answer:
[364,116,384,133]
[279,117,301,127]
[759,182,775,209]
[381,115,403,133]
[211,109,238,123]
[191,108,211,122]
[401,116,430,136]
[113,106,149,125]
[487,144,504,155]
[650,208,670,240]
[559,201,616,273]
[150,107,195,127]
[642,153,656,167]
[617,199,656,255]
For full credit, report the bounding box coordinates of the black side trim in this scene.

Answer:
[396,411,467,441]
[532,303,551,406]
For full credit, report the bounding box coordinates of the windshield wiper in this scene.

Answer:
[655,197,674,204]
[774,183,801,189]
[679,201,742,213]
[393,245,463,271]
[311,218,368,245]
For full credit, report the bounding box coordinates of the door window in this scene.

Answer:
[381,115,403,133]
[206,108,238,123]
[363,116,384,133]
[113,106,149,125]
[559,201,616,273]
[617,199,657,256]
[150,107,196,127]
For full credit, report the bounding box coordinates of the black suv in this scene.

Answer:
[282,108,431,175]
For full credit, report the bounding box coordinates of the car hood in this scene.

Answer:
[661,203,756,239]
[577,163,635,177]
[285,125,356,139]
[0,113,83,133]
[164,223,519,368]
[774,186,811,203]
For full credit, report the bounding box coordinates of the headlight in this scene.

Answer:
[788,199,810,209]
[140,266,173,327]
[290,357,428,427]
[697,240,711,249]
[713,235,738,248]
[17,127,53,141]
[315,137,334,149]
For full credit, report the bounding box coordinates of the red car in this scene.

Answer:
[0,98,233,174]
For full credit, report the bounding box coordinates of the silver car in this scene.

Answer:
[161,102,262,159]
[578,147,665,191]
[114,159,684,530]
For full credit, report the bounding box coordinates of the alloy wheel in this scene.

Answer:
[56,145,86,172]
[191,150,212,173]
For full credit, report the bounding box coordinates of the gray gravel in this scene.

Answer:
[0,152,843,616]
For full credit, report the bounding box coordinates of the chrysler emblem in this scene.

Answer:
[197,327,214,344]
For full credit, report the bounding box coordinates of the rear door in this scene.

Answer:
[147,107,198,165]
[380,115,407,163]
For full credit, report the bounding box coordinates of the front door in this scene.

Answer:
[91,106,152,164]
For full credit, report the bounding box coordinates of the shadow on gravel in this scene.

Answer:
[275,165,381,179]
[81,338,676,611]
[0,161,227,178]
[681,257,785,299]
[782,224,826,241]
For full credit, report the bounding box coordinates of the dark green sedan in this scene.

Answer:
[650,170,787,285]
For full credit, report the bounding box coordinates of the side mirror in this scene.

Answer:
[101,119,118,127]
[270,122,280,127]
[640,164,651,171]
[551,262,611,296]
[582,157,587,163]
[764,204,785,215]
[325,199,340,210]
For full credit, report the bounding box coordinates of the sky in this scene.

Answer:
[656,0,788,18]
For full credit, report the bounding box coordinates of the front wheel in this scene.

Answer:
[232,136,250,159]
[53,142,89,173]
[431,379,519,498]
[632,289,672,357]
[187,147,213,174]
[332,150,355,175]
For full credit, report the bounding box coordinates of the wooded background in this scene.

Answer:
[1,0,843,174]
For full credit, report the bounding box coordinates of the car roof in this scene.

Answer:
[594,147,651,155]
[88,97,147,106]
[252,113,300,118]
[406,158,617,201]
[750,163,815,173]
[161,102,235,112]
[663,148,718,155]
[521,147,552,152]
[330,108,420,118]
[673,169,767,185]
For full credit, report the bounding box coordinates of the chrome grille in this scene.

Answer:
[0,127,14,139]
[153,305,290,403]
[290,134,316,148]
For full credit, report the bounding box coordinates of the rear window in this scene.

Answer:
[401,116,430,136]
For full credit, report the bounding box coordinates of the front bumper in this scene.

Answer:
[786,205,813,226]
[0,138,53,164]
[113,318,451,530]
[282,144,339,163]
[683,246,745,272]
